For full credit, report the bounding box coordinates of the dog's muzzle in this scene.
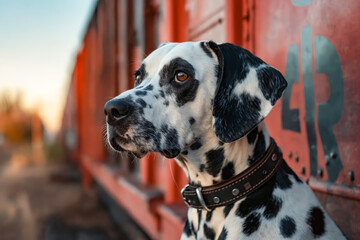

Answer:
[104,98,136,151]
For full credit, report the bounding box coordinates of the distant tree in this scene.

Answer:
[0,90,32,144]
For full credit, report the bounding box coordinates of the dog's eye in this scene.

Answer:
[175,71,188,82]
[135,74,141,84]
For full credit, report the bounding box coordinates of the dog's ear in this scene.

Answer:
[205,41,287,143]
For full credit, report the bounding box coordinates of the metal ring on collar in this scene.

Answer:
[196,187,211,212]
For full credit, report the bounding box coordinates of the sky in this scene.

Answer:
[0,0,97,134]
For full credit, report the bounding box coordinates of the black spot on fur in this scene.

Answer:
[159,90,165,98]
[144,84,153,91]
[190,138,202,150]
[197,210,202,230]
[307,207,325,238]
[182,150,188,155]
[204,224,215,240]
[191,222,197,238]
[159,58,199,107]
[263,196,282,219]
[257,66,287,105]
[154,95,159,99]
[251,130,265,164]
[242,213,261,236]
[280,216,296,238]
[275,164,293,190]
[206,211,213,222]
[135,90,147,96]
[159,58,194,87]
[236,173,277,217]
[247,156,255,166]
[183,218,192,237]
[200,42,213,58]
[221,162,235,180]
[160,124,180,158]
[190,180,201,187]
[148,104,152,109]
[223,203,234,218]
[141,119,161,150]
[247,126,258,145]
[218,227,228,240]
[174,79,199,107]
[189,117,195,125]
[199,164,205,172]
[282,161,303,184]
[163,100,169,106]
[213,93,262,143]
[136,98,147,108]
[205,148,225,177]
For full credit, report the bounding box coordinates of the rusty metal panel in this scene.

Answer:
[186,0,226,41]
[252,0,360,238]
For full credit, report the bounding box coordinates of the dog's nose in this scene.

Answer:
[104,98,133,125]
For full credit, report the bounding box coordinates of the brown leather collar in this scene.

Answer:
[181,138,283,211]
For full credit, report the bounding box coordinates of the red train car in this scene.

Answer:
[61,0,360,239]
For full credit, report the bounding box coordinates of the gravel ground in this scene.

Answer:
[0,146,129,240]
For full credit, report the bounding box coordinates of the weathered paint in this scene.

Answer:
[253,1,360,237]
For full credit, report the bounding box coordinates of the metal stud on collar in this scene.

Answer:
[232,188,240,196]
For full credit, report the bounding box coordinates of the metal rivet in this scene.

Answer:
[213,196,220,203]
[262,170,267,174]
[325,158,330,166]
[349,170,355,182]
[330,152,337,159]
[232,188,240,196]
[288,152,293,158]
[318,167,323,177]
[295,154,299,162]
[272,154,277,161]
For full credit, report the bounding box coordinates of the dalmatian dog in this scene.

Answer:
[104,41,346,240]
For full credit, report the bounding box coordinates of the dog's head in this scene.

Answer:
[104,41,287,158]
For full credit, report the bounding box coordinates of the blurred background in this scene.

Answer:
[0,0,359,240]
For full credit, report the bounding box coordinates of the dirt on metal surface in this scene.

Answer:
[0,146,128,240]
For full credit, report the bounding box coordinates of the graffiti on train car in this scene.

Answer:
[292,0,312,7]
[281,24,344,183]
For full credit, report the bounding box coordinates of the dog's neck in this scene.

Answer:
[176,122,271,187]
